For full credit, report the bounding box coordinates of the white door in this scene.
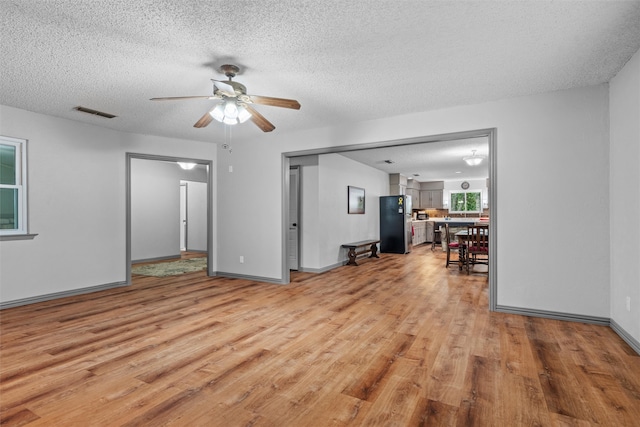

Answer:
[186,181,207,252]
[179,183,187,251]
[288,167,300,270]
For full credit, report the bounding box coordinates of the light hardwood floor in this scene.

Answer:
[1,245,639,426]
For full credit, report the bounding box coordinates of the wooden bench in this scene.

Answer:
[341,239,381,266]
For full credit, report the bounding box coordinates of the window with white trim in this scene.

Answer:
[449,191,482,214]
[0,136,28,235]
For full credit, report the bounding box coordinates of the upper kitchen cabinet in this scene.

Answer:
[389,173,407,195]
[418,181,444,209]
[406,179,420,204]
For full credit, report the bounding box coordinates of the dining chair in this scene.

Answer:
[465,224,489,274]
[443,223,461,268]
[431,227,442,251]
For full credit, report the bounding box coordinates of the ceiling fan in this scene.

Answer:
[150,64,301,132]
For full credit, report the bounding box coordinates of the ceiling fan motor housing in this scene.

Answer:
[220,64,240,78]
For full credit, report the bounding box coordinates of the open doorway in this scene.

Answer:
[126,153,214,282]
[180,180,208,254]
[283,128,497,310]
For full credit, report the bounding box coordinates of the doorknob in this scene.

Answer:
[292,223,297,227]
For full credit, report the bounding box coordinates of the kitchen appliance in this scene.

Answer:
[417,212,429,220]
[379,195,412,254]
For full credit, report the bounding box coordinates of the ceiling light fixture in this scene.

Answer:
[177,162,197,170]
[463,150,485,166]
[209,99,252,125]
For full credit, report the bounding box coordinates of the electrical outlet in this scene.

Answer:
[626,296,631,312]
[229,165,233,173]
[239,255,244,264]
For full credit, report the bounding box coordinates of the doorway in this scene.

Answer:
[282,128,497,310]
[126,153,214,282]
[288,166,300,270]
[180,180,208,254]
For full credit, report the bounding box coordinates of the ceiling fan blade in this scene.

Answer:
[212,80,236,97]
[244,105,275,132]
[249,95,301,110]
[193,110,214,128]
[150,95,218,101]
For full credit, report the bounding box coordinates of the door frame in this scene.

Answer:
[126,153,214,283]
[281,128,498,311]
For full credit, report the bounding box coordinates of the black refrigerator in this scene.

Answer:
[379,195,412,254]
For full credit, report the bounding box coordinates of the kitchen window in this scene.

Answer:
[449,191,482,214]
[0,136,31,239]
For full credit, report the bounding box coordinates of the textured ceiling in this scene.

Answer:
[339,137,489,182]
[1,1,639,147]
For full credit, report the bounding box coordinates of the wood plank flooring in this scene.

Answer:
[1,245,639,426]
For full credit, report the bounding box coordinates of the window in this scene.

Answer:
[0,136,28,236]
[449,191,482,213]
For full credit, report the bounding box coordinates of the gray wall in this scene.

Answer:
[609,48,640,342]
[294,153,389,271]
[131,159,180,261]
[131,160,208,261]
[0,106,216,303]
[217,83,611,319]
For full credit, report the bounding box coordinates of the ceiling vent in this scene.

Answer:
[74,106,117,119]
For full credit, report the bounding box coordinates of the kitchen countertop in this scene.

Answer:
[413,217,489,223]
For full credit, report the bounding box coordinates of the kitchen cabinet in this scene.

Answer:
[411,221,427,246]
[419,190,443,209]
[426,221,434,243]
[406,179,420,206]
[389,173,407,196]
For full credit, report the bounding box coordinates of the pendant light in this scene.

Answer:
[463,150,485,166]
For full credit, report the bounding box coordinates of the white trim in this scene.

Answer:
[0,135,29,236]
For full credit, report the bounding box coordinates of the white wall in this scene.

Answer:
[610,48,640,343]
[131,159,181,261]
[0,105,216,304]
[289,153,389,272]
[316,153,389,269]
[0,81,617,321]
[217,84,610,318]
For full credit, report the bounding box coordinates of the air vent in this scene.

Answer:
[74,106,117,119]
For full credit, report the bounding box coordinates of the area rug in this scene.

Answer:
[131,257,207,277]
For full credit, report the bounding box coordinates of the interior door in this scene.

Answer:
[186,181,207,252]
[288,167,300,270]
[179,183,187,251]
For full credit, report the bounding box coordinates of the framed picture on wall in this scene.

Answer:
[348,186,365,214]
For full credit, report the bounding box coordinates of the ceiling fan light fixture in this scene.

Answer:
[209,104,225,121]
[223,101,239,119]
[210,99,251,125]
[237,105,252,123]
[463,150,485,166]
